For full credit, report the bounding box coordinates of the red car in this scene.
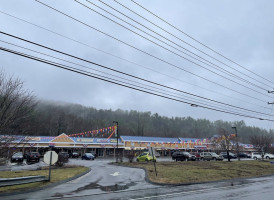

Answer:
[190,152,201,161]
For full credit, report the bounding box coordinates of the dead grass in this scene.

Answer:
[0,166,89,193]
[118,161,274,184]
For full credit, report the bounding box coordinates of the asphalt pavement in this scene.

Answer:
[1,158,274,200]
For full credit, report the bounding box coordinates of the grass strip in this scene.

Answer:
[0,166,88,193]
[118,160,274,184]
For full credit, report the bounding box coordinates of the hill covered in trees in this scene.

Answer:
[21,100,272,143]
[1,71,272,145]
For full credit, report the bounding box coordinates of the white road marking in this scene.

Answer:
[110,172,120,176]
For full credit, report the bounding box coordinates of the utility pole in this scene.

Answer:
[268,90,274,104]
[232,127,240,161]
[113,121,119,163]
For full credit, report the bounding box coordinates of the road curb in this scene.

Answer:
[0,167,91,197]
[112,162,274,186]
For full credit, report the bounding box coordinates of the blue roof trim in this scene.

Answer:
[120,136,179,143]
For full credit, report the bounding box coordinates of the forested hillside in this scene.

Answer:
[21,100,272,143]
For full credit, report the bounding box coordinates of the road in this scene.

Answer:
[2,158,274,200]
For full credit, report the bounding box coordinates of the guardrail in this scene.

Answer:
[0,176,47,187]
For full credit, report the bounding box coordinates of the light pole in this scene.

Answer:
[232,126,240,161]
[113,121,119,163]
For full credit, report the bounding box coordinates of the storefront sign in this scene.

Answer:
[25,137,41,141]
[77,138,94,143]
[97,139,108,143]
[49,143,55,148]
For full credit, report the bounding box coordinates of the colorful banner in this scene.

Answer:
[68,126,117,137]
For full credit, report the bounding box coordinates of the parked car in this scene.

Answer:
[82,153,95,160]
[23,152,30,159]
[89,152,97,158]
[190,152,201,160]
[264,153,274,159]
[210,152,224,161]
[200,152,223,161]
[26,152,40,162]
[136,152,156,162]
[154,152,160,158]
[251,152,262,160]
[11,152,24,162]
[220,152,237,159]
[200,152,212,161]
[237,152,250,158]
[70,152,79,158]
[172,152,195,161]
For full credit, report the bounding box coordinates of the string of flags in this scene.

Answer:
[213,134,236,142]
[67,126,117,137]
[0,125,117,141]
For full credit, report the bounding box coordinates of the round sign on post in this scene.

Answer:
[44,151,58,165]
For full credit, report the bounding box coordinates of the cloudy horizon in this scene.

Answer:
[1,0,274,130]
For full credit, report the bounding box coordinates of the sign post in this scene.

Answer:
[113,121,119,162]
[150,147,157,176]
[44,151,58,182]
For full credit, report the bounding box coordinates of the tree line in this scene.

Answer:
[1,71,273,144]
[6,100,273,144]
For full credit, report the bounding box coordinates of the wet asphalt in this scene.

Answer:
[1,158,274,200]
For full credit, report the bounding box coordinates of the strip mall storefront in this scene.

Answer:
[1,134,256,158]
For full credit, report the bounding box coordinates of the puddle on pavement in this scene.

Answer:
[52,193,64,197]
[74,182,137,193]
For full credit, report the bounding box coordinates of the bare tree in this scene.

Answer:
[212,128,236,162]
[0,71,36,134]
[0,71,36,163]
[250,134,274,159]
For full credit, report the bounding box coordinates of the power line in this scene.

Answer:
[75,0,271,98]
[1,37,273,118]
[93,0,268,91]
[3,39,233,112]
[0,10,270,111]
[129,0,274,86]
[32,0,269,103]
[1,46,273,121]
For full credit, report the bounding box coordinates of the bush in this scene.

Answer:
[126,151,135,163]
[56,153,69,167]
[0,157,7,166]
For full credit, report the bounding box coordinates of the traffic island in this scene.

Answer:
[0,165,89,195]
[117,160,274,184]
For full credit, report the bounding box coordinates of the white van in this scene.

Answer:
[251,152,262,160]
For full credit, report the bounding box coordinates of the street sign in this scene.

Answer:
[148,147,156,157]
[44,151,58,165]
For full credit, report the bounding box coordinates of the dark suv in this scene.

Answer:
[172,152,195,161]
[70,152,79,158]
[220,152,237,159]
[26,152,40,162]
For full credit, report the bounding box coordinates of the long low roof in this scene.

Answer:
[1,134,261,147]
[0,133,122,144]
[121,136,180,143]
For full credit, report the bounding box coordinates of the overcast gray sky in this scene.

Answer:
[1,0,274,130]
